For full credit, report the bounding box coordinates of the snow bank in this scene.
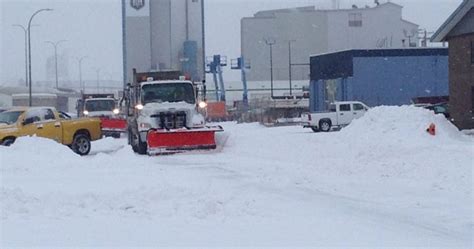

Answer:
[9,136,77,155]
[89,136,127,154]
[340,105,467,144]
[1,107,472,247]
[1,136,80,172]
[331,106,473,183]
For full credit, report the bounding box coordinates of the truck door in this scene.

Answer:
[337,103,352,125]
[21,110,42,136]
[352,103,366,120]
[34,108,63,143]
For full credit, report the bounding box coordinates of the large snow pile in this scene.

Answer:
[341,105,467,144]
[1,136,81,173]
[331,106,473,181]
[1,106,472,248]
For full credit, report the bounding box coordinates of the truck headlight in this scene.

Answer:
[83,110,89,116]
[113,108,120,114]
[139,122,151,129]
[135,104,144,110]
[198,101,207,109]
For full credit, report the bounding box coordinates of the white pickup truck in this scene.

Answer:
[302,101,369,132]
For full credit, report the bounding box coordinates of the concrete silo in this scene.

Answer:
[122,0,205,84]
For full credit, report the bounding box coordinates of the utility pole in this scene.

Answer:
[27,8,53,106]
[77,56,87,92]
[95,68,101,92]
[12,24,34,87]
[45,40,67,88]
[418,28,434,48]
[288,40,296,96]
[264,38,276,98]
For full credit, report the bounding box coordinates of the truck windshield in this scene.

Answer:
[85,99,116,112]
[0,111,24,125]
[142,83,195,104]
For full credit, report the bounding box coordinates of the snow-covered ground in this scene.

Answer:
[1,106,473,248]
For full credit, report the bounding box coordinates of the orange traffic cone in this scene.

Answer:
[426,123,436,136]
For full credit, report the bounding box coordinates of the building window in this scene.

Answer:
[353,103,365,111]
[349,13,362,27]
[339,104,351,112]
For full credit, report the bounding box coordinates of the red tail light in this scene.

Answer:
[308,114,312,121]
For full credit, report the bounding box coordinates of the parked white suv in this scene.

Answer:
[302,101,369,132]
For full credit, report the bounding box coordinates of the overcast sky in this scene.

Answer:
[0,0,462,85]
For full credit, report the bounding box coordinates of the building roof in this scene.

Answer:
[12,93,58,98]
[431,0,474,42]
[248,2,417,30]
[0,86,79,97]
[253,2,402,18]
[310,47,448,59]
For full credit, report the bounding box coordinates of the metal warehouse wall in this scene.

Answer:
[309,54,448,112]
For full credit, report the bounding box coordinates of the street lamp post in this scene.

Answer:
[13,24,39,87]
[77,56,88,92]
[288,40,296,96]
[264,38,276,99]
[27,8,53,106]
[45,40,67,89]
[12,24,29,87]
[95,68,101,92]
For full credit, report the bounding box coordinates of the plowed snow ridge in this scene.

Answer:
[1,106,472,248]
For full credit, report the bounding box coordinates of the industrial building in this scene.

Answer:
[432,0,474,129]
[241,2,419,82]
[308,48,448,112]
[123,0,205,83]
[0,85,80,112]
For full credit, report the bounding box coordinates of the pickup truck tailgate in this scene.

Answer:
[301,113,311,126]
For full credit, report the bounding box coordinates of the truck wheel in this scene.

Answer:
[319,120,332,132]
[130,129,147,155]
[71,134,91,156]
[135,135,148,155]
[311,127,320,133]
[2,137,15,146]
[129,128,138,152]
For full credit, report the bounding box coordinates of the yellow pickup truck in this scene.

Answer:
[0,107,102,155]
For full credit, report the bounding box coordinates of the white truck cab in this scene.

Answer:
[125,69,223,155]
[83,98,119,117]
[302,101,369,132]
[135,80,206,135]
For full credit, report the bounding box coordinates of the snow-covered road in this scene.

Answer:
[1,106,473,248]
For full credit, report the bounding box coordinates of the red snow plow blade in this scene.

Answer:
[147,126,223,154]
[100,117,127,132]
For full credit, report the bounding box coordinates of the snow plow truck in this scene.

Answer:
[76,93,127,138]
[124,69,223,155]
